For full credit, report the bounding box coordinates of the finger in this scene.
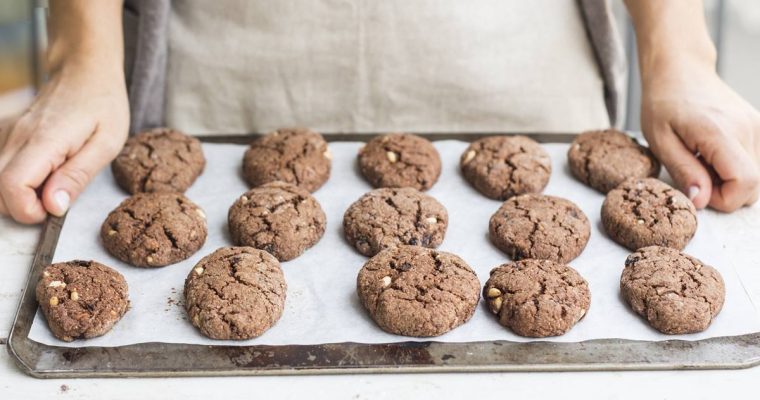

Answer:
[0,138,69,224]
[647,124,713,209]
[41,128,123,216]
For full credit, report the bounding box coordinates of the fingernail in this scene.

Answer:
[688,185,700,200]
[53,190,70,215]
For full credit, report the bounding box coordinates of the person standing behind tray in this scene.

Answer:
[0,0,758,224]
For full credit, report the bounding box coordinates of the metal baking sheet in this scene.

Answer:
[7,133,760,378]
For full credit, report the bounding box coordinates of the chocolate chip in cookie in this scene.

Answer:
[242,128,332,192]
[358,133,441,191]
[343,188,448,257]
[460,135,551,200]
[36,260,130,342]
[356,245,480,337]
[568,129,661,193]
[483,259,590,338]
[184,247,287,340]
[111,127,205,194]
[228,181,326,261]
[602,177,697,251]
[101,193,208,267]
[489,194,590,263]
[620,246,725,334]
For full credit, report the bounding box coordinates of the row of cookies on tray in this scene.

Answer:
[35,128,724,342]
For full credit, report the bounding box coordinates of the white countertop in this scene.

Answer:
[2,205,759,399]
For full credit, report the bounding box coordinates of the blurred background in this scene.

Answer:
[1,0,759,129]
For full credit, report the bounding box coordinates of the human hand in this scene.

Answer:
[0,60,129,223]
[641,64,760,212]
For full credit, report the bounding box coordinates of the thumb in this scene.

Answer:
[42,131,122,216]
[646,125,713,208]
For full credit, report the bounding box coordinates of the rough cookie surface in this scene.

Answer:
[602,178,697,251]
[101,193,208,267]
[460,135,551,200]
[111,128,205,194]
[568,129,661,193]
[228,181,326,261]
[483,259,590,338]
[358,133,441,191]
[36,260,129,342]
[620,246,725,334]
[242,128,332,192]
[489,194,590,263]
[184,247,287,340]
[343,188,448,257]
[356,245,480,337]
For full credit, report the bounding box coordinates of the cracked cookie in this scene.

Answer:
[184,247,287,340]
[620,246,724,334]
[460,135,551,200]
[36,260,129,342]
[483,259,590,338]
[242,128,332,192]
[357,133,441,191]
[112,127,205,194]
[343,188,448,257]
[602,177,697,251]
[101,193,208,267]
[228,181,326,261]
[489,194,590,263]
[356,245,480,337]
[568,129,661,193]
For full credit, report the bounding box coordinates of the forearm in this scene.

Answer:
[624,0,717,87]
[46,0,124,76]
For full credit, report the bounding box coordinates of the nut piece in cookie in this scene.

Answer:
[343,188,448,257]
[567,129,661,193]
[489,194,590,263]
[101,193,208,267]
[36,260,129,342]
[483,259,590,338]
[460,135,551,200]
[111,127,205,194]
[602,177,697,251]
[184,247,287,340]
[228,181,326,261]
[242,127,332,192]
[620,246,725,334]
[356,245,480,337]
[357,133,441,191]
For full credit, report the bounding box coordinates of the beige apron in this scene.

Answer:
[165,0,610,135]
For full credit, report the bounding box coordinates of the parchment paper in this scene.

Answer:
[29,140,760,347]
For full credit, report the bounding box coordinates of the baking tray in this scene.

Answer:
[7,133,760,378]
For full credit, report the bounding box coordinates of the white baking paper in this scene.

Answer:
[29,141,760,347]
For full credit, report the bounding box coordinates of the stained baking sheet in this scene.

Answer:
[27,140,760,347]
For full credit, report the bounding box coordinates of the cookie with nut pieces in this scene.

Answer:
[101,192,208,267]
[36,260,129,342]
[357,133,441,191]
[356,245,480,337]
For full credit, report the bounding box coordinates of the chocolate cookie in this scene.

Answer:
[228,181,326,261]
[184,247,287,340]
[621,246,725,334]
[36,260,129,342]
[460,135,552,200]
[343,188,448,257]
[602,178,697,251]
[101,193,208,267]
[489,194,590,263]
[357,133,441,191]
[568,129,661,193]
[483,259,590,338]
[356,245,480,337]
[112,127,205,194]
[242,128,332,192]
